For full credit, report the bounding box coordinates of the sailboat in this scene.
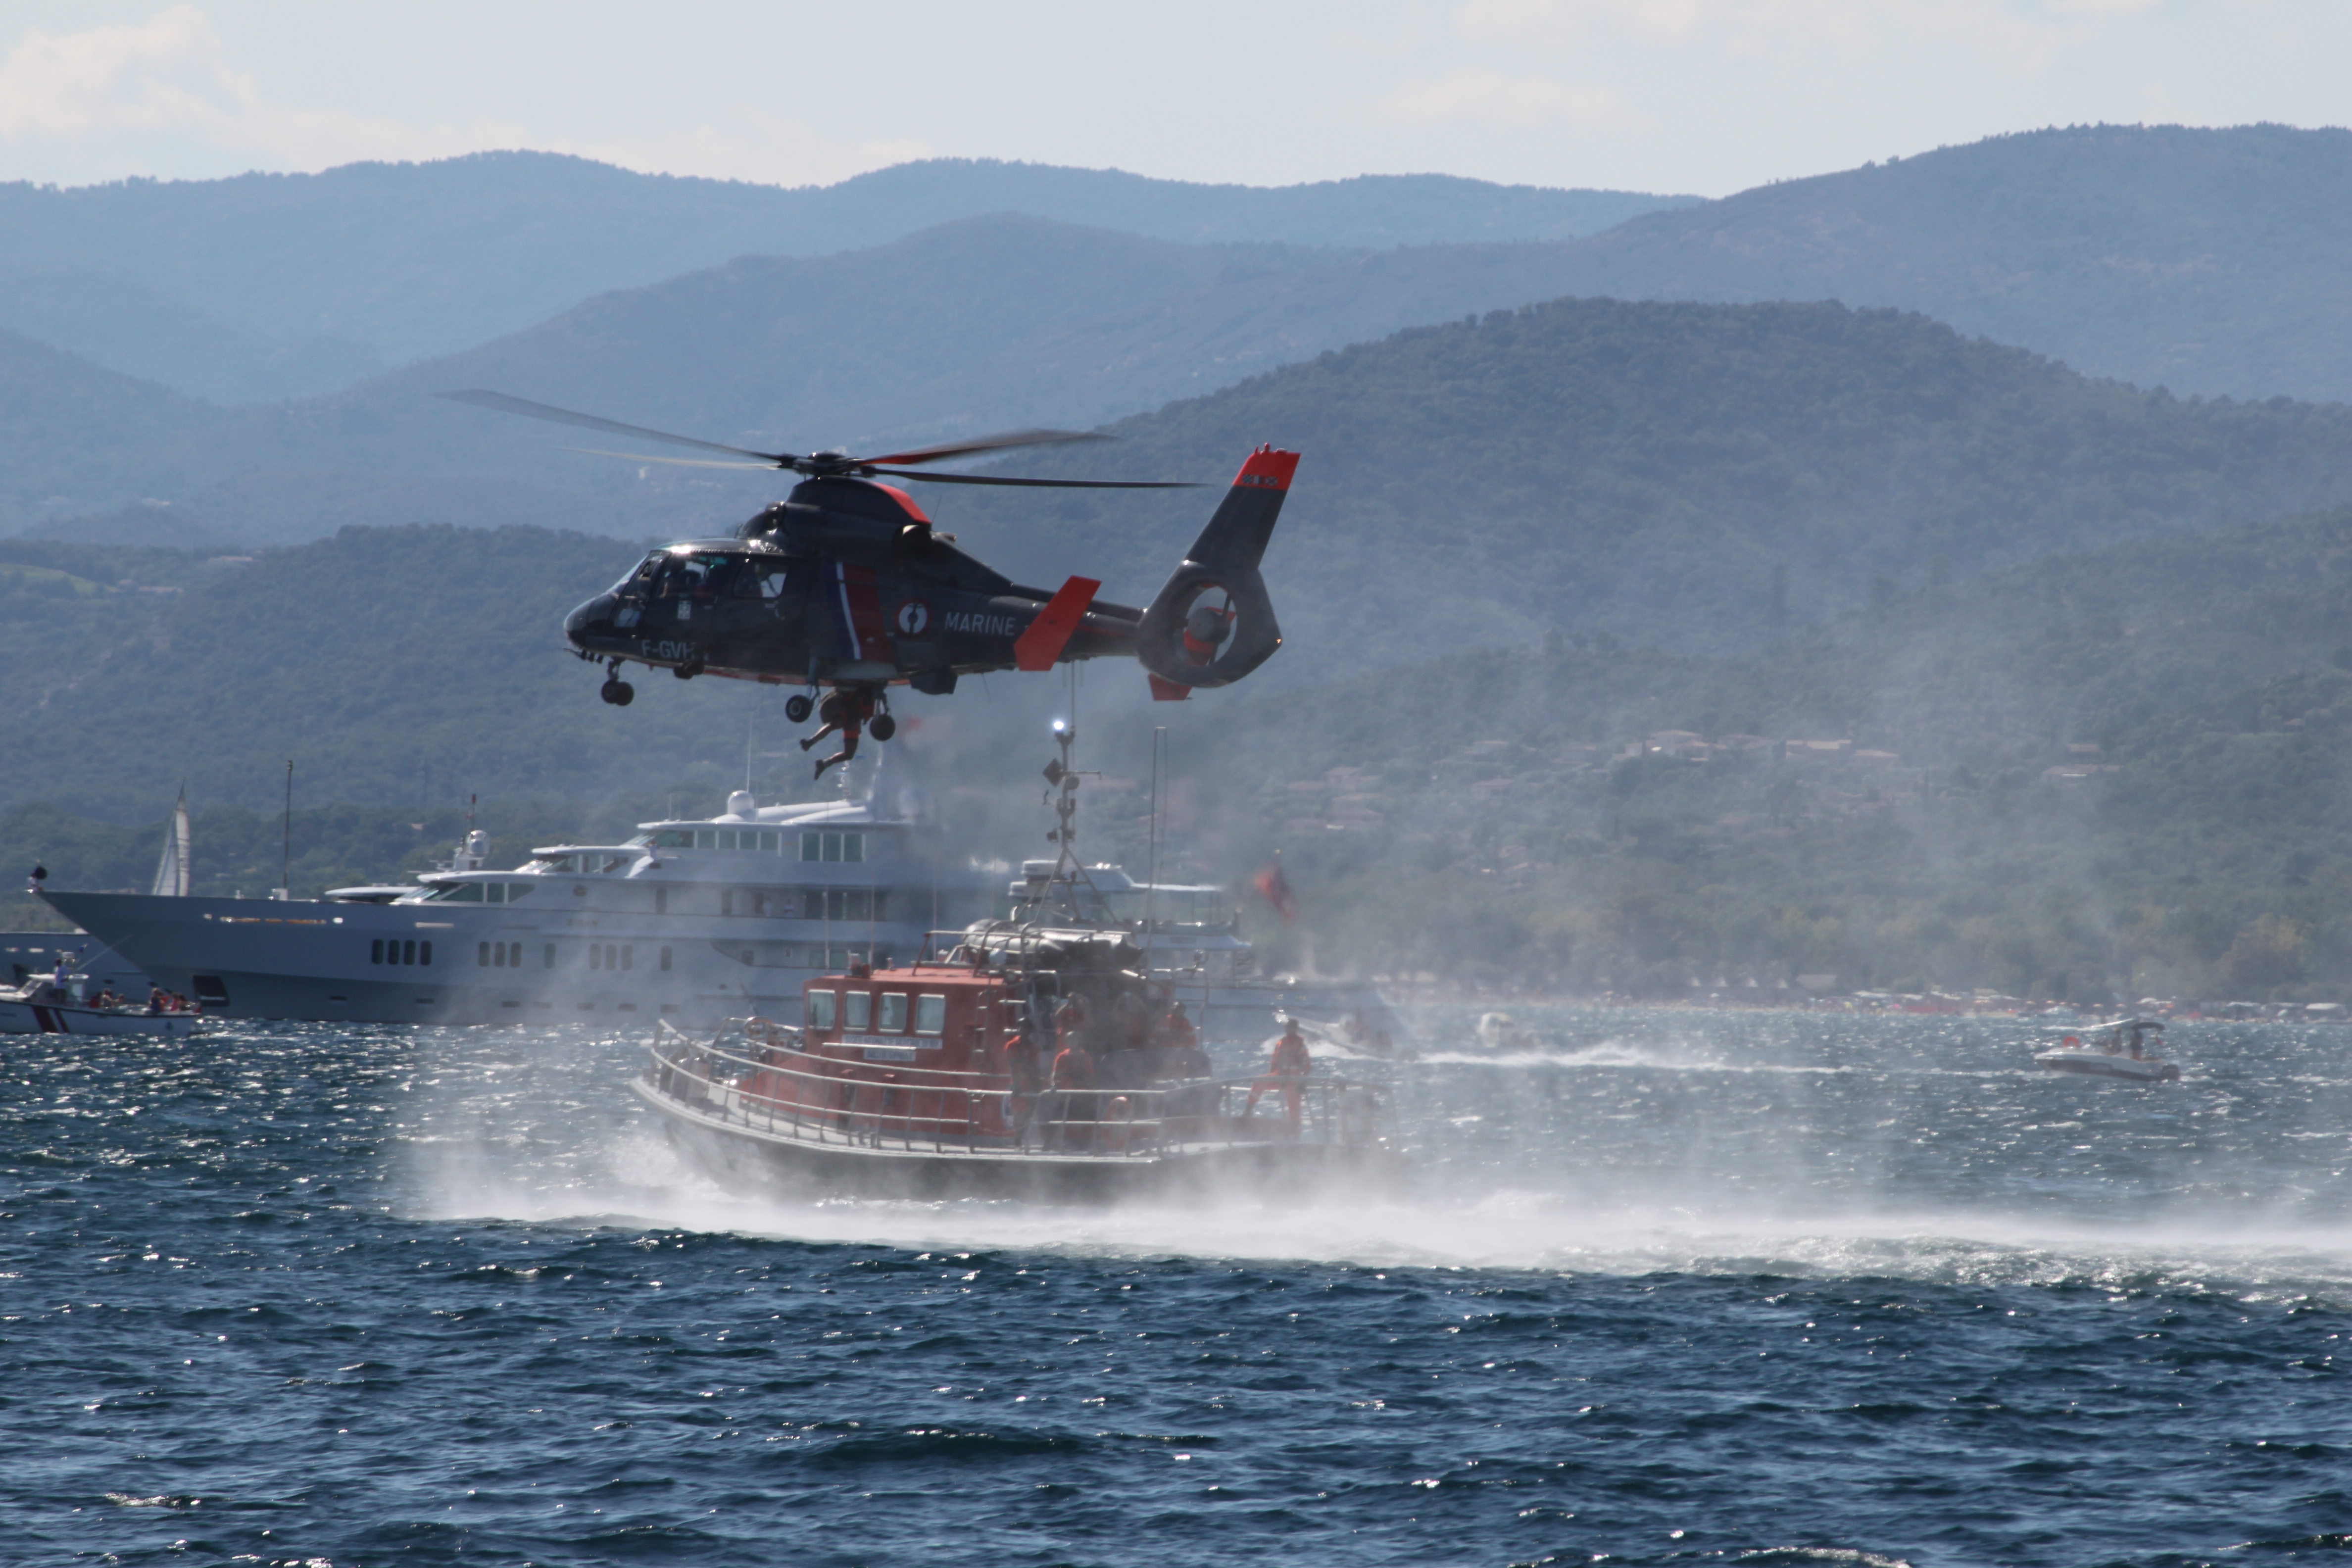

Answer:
[152,787,192,898]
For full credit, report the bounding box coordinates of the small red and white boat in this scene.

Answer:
[635,924,1405,1202]
[0,976,203,1037]
[2035,1017,2180,1082]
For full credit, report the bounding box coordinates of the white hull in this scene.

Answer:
[2035,1050,2179,1082]
[0,995,201,1036]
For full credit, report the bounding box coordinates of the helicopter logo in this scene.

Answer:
[444,390,1297,777]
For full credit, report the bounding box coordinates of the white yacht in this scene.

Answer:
[40,790,1000,1029]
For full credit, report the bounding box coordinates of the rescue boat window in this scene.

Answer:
[878,992,908,1032]
[844,991,872,1031]
[370,939,383,964]
[915,994,946,1035]
[695,831,715,849]
[650,830,693,849]
[807,989,836,1029]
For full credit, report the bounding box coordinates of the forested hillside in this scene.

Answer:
[0,153,1679,403]
[1164,503,2352,1003]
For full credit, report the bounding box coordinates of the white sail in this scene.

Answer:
[151,788,192,897]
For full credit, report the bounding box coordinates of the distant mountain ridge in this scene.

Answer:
[0,215,1759,541]
[0,153,1687,403]
[1525,122,2352,404]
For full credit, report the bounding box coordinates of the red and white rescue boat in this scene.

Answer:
[635,924,1406,1201]
[0,977,203,1037]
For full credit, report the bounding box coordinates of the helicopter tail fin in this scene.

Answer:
[1136,446,1295,692]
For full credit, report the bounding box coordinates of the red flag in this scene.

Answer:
[1253,860,1299,922]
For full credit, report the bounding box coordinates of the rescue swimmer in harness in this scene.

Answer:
[799,688,887,780]
[1246,1016,1314,1130]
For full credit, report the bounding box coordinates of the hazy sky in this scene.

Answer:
[2,1,2346,197]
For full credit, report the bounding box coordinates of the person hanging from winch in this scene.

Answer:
[1246,1016,1314,1129]
[800,688,879,780]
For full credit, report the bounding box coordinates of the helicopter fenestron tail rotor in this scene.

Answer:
[440,390,1201,490]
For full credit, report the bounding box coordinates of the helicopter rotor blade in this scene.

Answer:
[441,390,798,466]
[854,429,1110,468]
[869,468,1204,490]
[562,446,784,471]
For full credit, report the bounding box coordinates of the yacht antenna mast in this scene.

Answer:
[277,760,293,900]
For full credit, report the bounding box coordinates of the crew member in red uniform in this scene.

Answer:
[998,1027,1043,1144]
[1246,1017,1313,1128]
[1159,1000,1209,1079]
[1046,1031,1096,1150]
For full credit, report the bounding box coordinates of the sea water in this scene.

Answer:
[4,1009,2349,1567]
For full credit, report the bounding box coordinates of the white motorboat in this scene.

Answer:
[2035,1017,2179,1082]
[0,976,202,1037]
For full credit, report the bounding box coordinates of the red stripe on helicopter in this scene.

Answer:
[1013,576,1102,671]
[831,564,893,663]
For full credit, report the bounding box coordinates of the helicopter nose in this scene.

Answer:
[565,592,617,645]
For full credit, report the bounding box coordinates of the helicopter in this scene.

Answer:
[445,391,1296,776]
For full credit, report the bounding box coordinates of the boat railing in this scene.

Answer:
[644,1019,1391,1160]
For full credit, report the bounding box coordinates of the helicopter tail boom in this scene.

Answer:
[1135,446,1296,692]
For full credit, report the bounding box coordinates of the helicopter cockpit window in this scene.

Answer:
[645,554,736,598]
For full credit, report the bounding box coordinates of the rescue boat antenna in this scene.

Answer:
[1143,726,1166,963]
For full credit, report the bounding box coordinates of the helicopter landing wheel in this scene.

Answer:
[672,659,703,681]
[784,693,814,724]
[600,678,635,707]
[870,713,897,742]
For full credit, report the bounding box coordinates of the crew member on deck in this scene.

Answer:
[1160,1000,1209,1079]
[1247,1018,1313,1129]
[1046,1033,1096,1150]
[999,1027,1043,1144]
